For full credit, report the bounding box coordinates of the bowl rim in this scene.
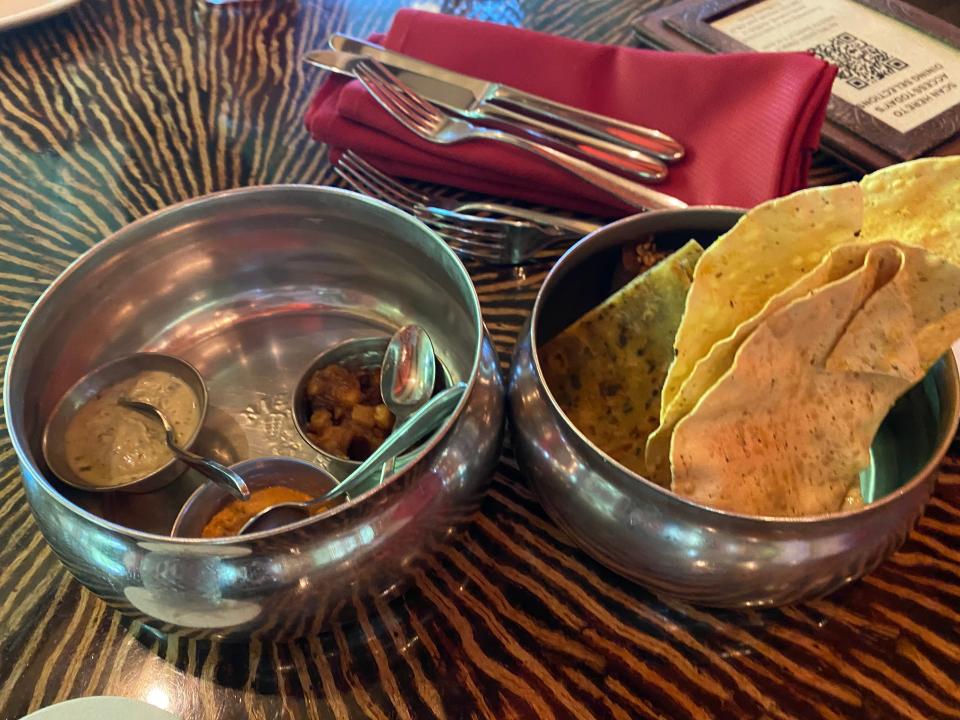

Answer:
[528,205,960,525]
[4,184,486,543]
[40,351,209,492]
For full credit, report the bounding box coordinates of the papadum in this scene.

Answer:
[540,240,702,479]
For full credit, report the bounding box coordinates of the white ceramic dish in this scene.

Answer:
[0,0,80,33]
[21,696,180,720]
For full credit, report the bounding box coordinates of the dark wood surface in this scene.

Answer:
[1,1,959,719]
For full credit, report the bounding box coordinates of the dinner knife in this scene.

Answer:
[303,49,668,181]
[326,34,684,163]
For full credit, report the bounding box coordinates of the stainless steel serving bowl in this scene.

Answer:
[5,186,504,639]
[509,207,960,607]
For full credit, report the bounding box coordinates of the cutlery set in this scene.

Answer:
[304,35,686,265]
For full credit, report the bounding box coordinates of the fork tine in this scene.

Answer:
[345,154,562,239]
[359,60,439,128]
[342,154,516,241]
[341,151,429,207]
[335,164,414,212]
[424,218,505,243]
[339,162,497,235]
[355,63,437,136]
[334,163,384,202]
[361,58,431,120]
[354,63,426,133]
[338,163,507,247]
[443,239,503,263]
[365,60,444,128]
[335,161,419,213]
[338,167,400,208]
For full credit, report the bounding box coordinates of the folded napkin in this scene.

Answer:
[306,10,837,215]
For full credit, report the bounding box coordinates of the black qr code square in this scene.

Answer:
[809,32,909,90]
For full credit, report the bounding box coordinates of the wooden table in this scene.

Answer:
[1,1,958,718]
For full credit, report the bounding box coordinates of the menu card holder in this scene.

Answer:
[632,0,960,171]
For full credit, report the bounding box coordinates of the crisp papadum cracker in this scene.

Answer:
[540,240,702,479]
[862,157,960,262]
[660,182,863,416]
[664,158,959,416]
[828,243,960,377]
[655,157,960,485]
[672,242,960,517]
[671,245,899,516]
[644,243,881,485]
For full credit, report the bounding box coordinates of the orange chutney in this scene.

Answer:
[201,486,336,538]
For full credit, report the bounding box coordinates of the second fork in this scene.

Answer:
[334,155,577,264]
[338,150,601,237]
[354,59,687,213]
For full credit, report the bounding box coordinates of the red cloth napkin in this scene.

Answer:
[306,10,837,216]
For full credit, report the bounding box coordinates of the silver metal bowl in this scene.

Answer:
[171,457,340,538]
[5,186,504,639]
[42,352,208,494]
[509,207,960,607]
[291,335,448,477]
[292,336,393,476]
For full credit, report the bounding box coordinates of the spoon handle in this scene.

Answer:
[315,382,467,503]
[169,445,251,500]
[120,398,251,499]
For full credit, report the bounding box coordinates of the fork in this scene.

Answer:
[335,157,574,265]
[337,151,601,237]
[353,59,687,213]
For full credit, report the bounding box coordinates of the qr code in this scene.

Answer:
[809,32,909,90]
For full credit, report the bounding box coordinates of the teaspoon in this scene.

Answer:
[380,324,436,425]
[238,382,466,534]
[379,324,436,483]
[120,399,251,500]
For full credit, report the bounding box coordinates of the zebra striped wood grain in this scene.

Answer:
[0,1,958,718]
